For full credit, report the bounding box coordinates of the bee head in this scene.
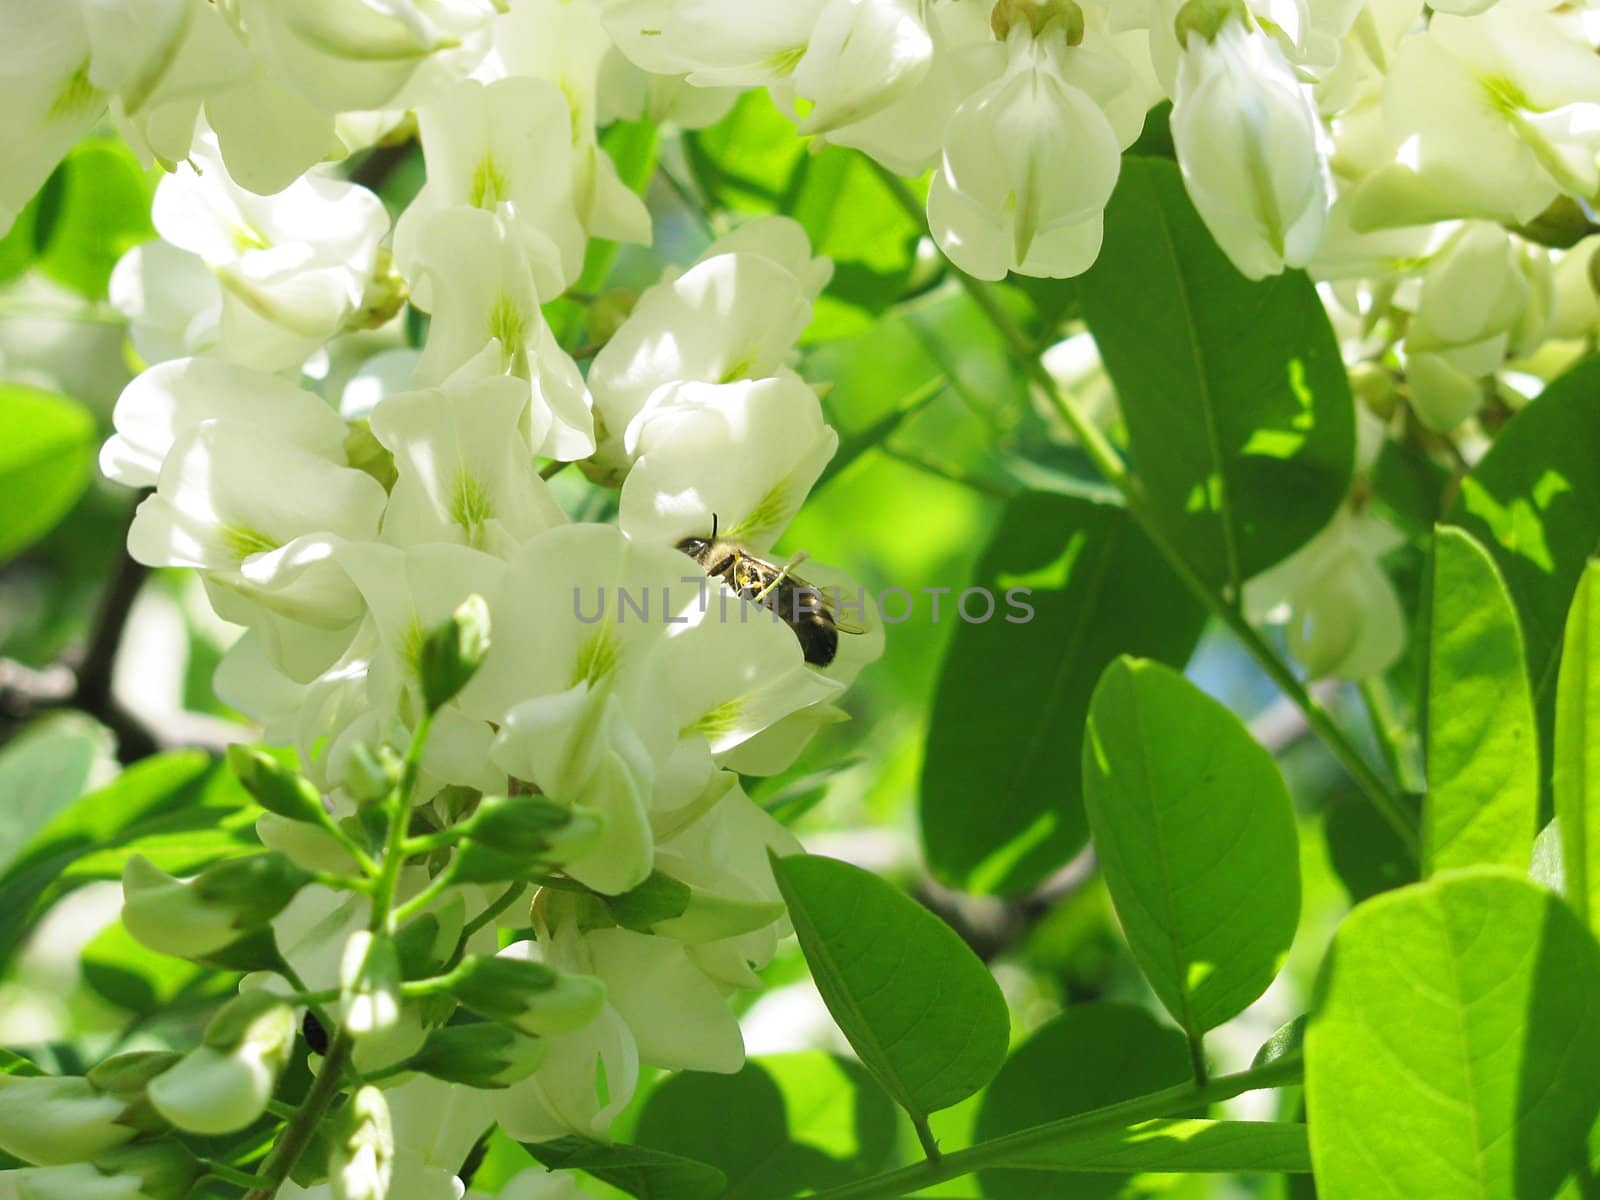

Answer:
[675,515,720,561]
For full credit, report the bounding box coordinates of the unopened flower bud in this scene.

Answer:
[85,1053,183,1099]
[406,1021,547,1089]
[606,872,788,944]
[331,1086,394,1200]
[454,796,605,883]
[438,955,606,1036]
[341,931,403,1040]
[121,853,310,960]
[148,993,295,1135]
[0,1075,139,1166]
[228,746,329,827]
[419,593,491,713]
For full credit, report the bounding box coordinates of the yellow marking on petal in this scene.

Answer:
[572,627,620,688]
[48,60,101,120]
[688,697,744,741]
[470,154,510,208]
[222,525,279,560]
[449,469,493,545]
[488,294,526,366]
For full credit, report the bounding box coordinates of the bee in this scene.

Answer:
[677,517,863,667]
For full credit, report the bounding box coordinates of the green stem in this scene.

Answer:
[390,861,462,927]
[1359,677,1421,796]
[242,1030,353,1200]
[321,821,381,878]
[866,158,1420,857]
[912,1115,942,1162]
[455,882,527,956]
[1186,1031,1208,1087]
[370,710,434,934]
[202,1161,278,1189]
[402,828,465,856]
[807,1055,1302,1200]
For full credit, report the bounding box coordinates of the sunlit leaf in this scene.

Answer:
[0,713,114,874]
[1448,355,1600,781]
[1078,156,1355,595]
[1423,526,1539,875]
[35,137,155,299]
[1083,657,1300,1037]
[0,753,261,967]
[1556,561,1600,931]
[0,384,96,565]
[772,853,1010,1120]
[1306,868,1600,1199]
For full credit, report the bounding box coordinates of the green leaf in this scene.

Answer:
[633,1053,897,1199]
[80,918,215,1017]
[1077,156,1355,594]
[1082,657,1301,1036]
[686,92,920,341]
[522,1137,725,1200]
[976,1003,1192,1199]
[1448,356,1600,783]
[1323,791,1417,906]
[0,752,260,966]
[35,138,155,299]
[921,492,1206,896]
[991,1119,1310,1174]
[0,1049,44,1077]
[0,384,96,564]
[771,853,1010,1120]
[1423,526,1540,875]
[1306,868,1600,1199]
[1556,561,1600,931]
[0,713,114,873]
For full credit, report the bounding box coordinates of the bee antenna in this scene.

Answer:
[710,513,719,540]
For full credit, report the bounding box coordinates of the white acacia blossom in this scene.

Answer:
[5,0,1600,1190]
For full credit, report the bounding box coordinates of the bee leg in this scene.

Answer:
[754,551,811,602]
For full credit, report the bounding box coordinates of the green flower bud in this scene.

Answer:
[227,746,329,827]
[604,871,787,944]
[438,955,606,1036]
[331,1086,393,1200]
[453,798,605,883]
[341,931,403,1040]
[121,854,310,961]
[405,1021,547,1089]
[148,994,295,1135]
[603,871,692,932]
[0,1076,138,1166]
[84,1053,183,1098]
[419,593,491,713]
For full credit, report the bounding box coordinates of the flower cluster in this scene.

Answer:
[5,0,1600,1190]
[4,2,891,1197]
